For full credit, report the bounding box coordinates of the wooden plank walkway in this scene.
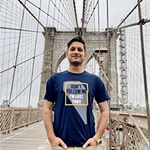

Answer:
[0,121,108,150]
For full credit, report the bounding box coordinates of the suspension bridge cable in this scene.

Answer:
[105,0,112,146]
[9,50,66,104]
[100,68,149,147]
[127,38,150,60]
[52,0,56,27]
[137,0,150,143]
[88,30,147,111]
[117,0,143,28]
[73,0,79,29]
[84,0,99,28]
[8,0,27,105]
[127,53,145,102]
[0,44,65,74]
[26,0,73,30]
[93,0,96,74]
[0,1,42,32]
[46,0,51,27]
[0,41,46,74]
[0,27,43,33]
[103,16,150,33]
[49,0,74,28]
[61,0,76,28]
[57,1,61,29]
[0,0,45,104]
[28,0,42,108]
[1,39,57,90]
[0,46,61,92]
[81,0,86,30]
[97,0,100,33]
[59,0,76,28]
[17,0,45,30]
[84,0,92,21]
[1,36,39,64]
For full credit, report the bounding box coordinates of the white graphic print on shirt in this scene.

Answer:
[64,81,89,124]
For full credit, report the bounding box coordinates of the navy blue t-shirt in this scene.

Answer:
[44,70,110,147]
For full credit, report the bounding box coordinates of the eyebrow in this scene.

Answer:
[70,46,83,50]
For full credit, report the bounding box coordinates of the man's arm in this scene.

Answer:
[83,101,109,148]
[94,101,109,139]
[43,100,67,148]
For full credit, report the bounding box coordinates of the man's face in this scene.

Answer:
[66,41,87,66]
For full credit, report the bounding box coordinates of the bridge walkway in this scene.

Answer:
[1,121,108,150]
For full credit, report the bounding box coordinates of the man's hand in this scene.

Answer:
[44,101,67,148]
[83,138,97,148]
[49,136,67,149]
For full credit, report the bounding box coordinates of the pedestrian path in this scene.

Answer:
[0,121,108,150]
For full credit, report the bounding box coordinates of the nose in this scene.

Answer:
[73,48,79,53]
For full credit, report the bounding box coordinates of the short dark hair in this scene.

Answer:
[67,37,86,51]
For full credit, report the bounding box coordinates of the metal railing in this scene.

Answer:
[110,112,149,150]
[0,107,43,134]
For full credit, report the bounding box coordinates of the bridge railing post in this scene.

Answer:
[9,108,14,133]
[27,108,31,126]
[38,107,43,121]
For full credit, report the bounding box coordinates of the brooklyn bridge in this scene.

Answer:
[0,0,150,149]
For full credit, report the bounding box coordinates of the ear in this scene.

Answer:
[65,51,68,57]
[84,52,87,59]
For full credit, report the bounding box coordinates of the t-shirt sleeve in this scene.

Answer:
[44,77,56,103]
[95,77,110,103]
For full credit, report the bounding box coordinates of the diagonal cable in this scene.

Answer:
[73,0,78,28]
[17,0,45,30]
[85,0,99,28]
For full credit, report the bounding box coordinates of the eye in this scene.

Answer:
[70,47,75,51]
[78,48,83,52]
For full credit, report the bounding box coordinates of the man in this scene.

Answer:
[44,37,110,150]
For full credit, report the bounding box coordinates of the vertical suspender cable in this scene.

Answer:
[46,0,51,27]
[106,0,112,149]
[93,0,96,74]
[106,0,110,93]
[137,0,150,146]
[98,0,100,44]
[97,0,102,78]
[81,0,86,35]
[8,0,27,106]
[53,0,57,27]
[57,1,61,29]
[73,0,78,29]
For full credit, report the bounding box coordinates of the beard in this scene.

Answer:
[69,60,82,66]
